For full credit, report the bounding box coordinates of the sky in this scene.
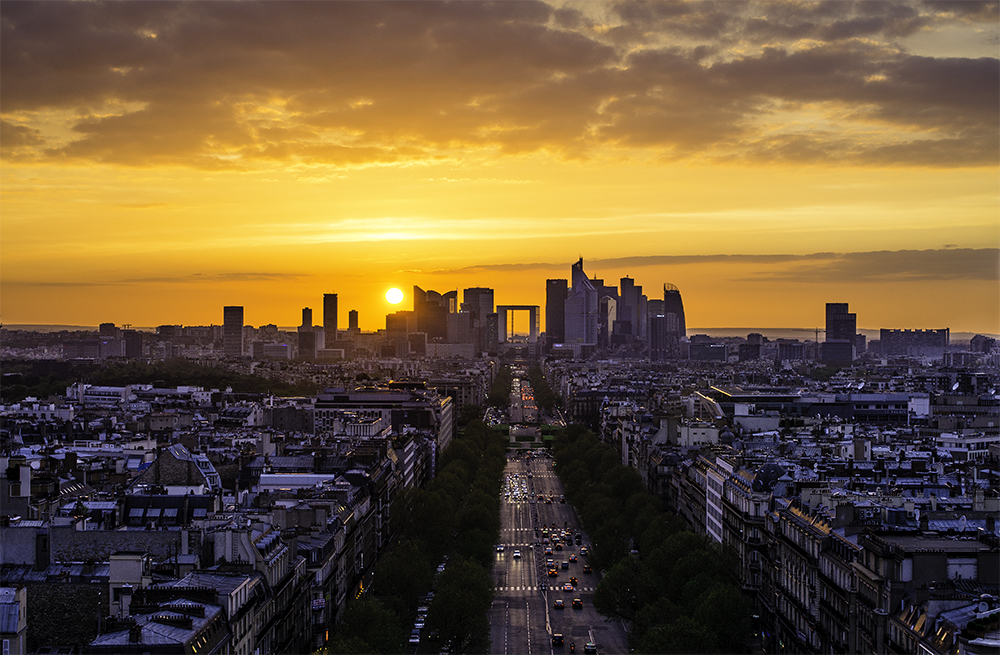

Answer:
[2,0,998,335]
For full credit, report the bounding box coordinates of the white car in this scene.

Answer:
[513,550,521,558]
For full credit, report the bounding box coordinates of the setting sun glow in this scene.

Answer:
[385,288,404,305]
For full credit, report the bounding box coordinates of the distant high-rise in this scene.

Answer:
[223,306,244,357]
[618,277,640,339]
[122,329,143,359]
[324,293,338,337]
[650,284,686,360]
[564,259,599,346]
[348,309,359,333]
[300,307,312,329]
[462,287,494,317]
[826,303,856,342]
[413,286,456,339]
[663,283,686,338]
[823,302,857,363]
[545,279,568,350]
[460,287,494,350]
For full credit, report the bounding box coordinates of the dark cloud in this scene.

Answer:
[0,119,44,152]
[1,1,996,168]
[741,249,1000,283]
[423,249,999,283]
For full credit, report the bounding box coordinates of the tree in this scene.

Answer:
[429,557,494,654]
[593,556,646,622]
[371,539,433,618]
[329,596,405,654]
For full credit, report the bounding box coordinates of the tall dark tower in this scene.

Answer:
[823,302,856,363]
[223,306,244,357]
[663,284,686,337]
[545,279,568,350]
[825,303,856,341]
[323,293,338,338]
[651,283,685,360]
[413,286,453,339]
[348,309,359,333]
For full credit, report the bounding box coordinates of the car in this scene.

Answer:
[496,544,505,552]
[580,546,589,556]
[513,550,521,558]
[409,630,421,644]
[555,542,563,551]
[569,577,578,587]
[545,498,552,504]
[583,565,592,573]
[563,582,574,591]
[552,634,564,646]
[572,598,583,609]
[415,619,425,629]
[569,554,577,562]
[547,568,559,577]
[576,535,583,545]
[584,643,597,653]
[554,599,564,609]
[561,561,569,570]
[545,547,553,556]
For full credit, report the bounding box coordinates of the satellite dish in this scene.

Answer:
[952,382,960,391]
[979,601,990,613]
[959,515,968,531]
[857,382,865,390]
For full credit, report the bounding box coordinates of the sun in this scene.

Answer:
[385,287,404,304]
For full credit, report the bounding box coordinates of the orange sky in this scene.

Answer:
[2,1,998,334]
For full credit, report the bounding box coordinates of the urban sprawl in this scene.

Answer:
[1,258,998,655]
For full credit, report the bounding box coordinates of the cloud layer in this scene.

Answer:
[424,248,1000,283]
[2,1,996,168]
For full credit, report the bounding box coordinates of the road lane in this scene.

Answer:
[490,453,629,655]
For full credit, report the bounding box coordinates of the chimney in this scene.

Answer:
[129,624,142,644]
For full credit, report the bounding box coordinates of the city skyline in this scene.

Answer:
[2,1,998,333]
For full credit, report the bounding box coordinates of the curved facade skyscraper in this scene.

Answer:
[663,283,686,338]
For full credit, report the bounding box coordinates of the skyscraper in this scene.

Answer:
[564,259,598,346]
[223,306,244,357]
[461,287,494,350]
[663,284,686,338]
[348,309,359,333]
[826,303,857,342]
[545,279,568,350]
[323,293,338,338]
[651,284,686,360]
[823,302,857,363]
[413,286,455,340]
[300,307,312,329]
